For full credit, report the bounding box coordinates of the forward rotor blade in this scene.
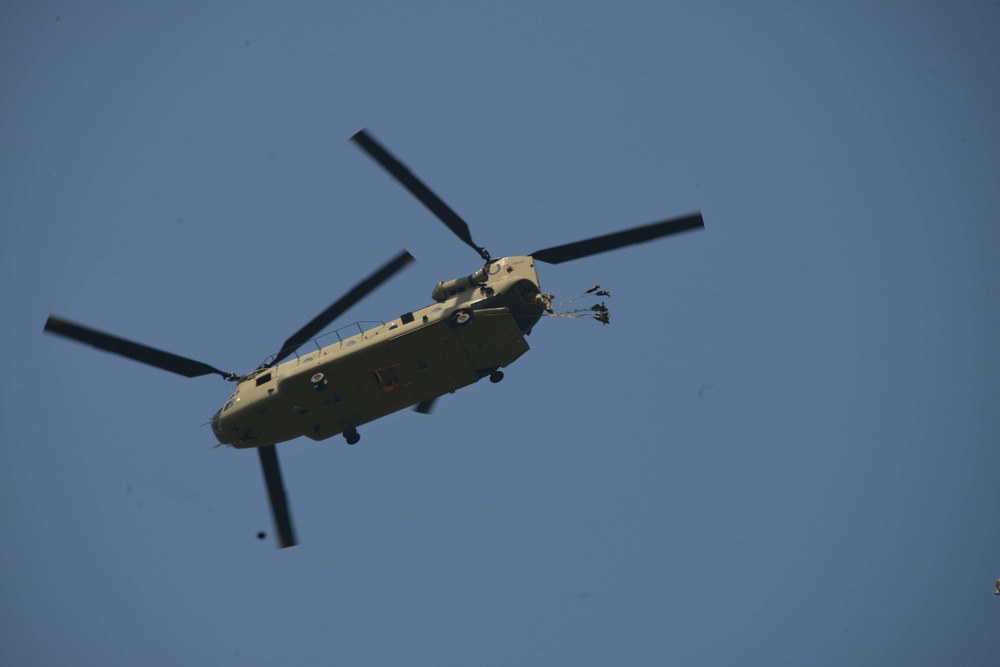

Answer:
[43,315,234,380]
[257,445,297,549]
[270,249,415,366]
[352,129,489,261]
[531,213,705,265]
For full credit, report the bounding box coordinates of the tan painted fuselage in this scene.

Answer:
[211,256,545,448]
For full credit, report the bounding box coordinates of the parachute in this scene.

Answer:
[545,286,612,325]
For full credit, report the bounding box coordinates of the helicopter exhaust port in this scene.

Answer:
[432,268,489,302]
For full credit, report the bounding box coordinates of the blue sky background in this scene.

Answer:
[2,2,998,665]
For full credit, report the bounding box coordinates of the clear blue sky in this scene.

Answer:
[2,2,998,665]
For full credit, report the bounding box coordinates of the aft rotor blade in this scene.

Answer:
[43,315,234,380]
[352,129,490,261]
[531,213,705,265]
[270,249,415,366]
[257,445,297,549]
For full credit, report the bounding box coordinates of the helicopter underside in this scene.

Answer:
[213,306,529,448]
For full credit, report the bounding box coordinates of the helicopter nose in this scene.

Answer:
[210,409,223,438]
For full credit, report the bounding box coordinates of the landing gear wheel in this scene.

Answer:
[311,372,328,392]
[449,309,472,327]
[344,427,360,445]
[489,370,504,383]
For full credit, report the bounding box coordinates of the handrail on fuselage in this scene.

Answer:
[257,320,388,369]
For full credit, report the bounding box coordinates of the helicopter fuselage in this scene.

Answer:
[210,255,546,448]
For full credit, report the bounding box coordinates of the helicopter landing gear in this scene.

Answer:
[344,427,360,445]
[489,370,504,384]
[311,372,328,392]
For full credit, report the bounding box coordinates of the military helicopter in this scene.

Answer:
[44,129,704,549]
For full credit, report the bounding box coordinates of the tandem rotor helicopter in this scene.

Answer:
[44,129,704,548]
